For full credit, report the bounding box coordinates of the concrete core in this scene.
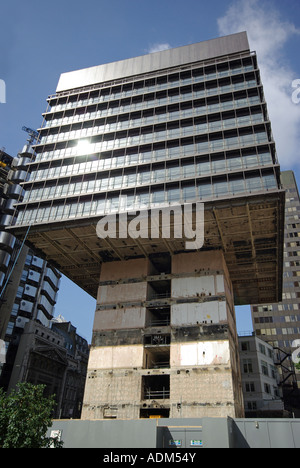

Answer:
[81,250,244,420]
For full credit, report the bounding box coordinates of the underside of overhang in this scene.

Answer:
[8,191,285,305]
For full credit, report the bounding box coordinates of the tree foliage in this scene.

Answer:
[0,382,63,448]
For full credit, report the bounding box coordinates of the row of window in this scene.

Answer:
[277,339,299,348]
[96,128,269,153]
[266,303,300,312]
[16,172,278,226]
[43,91,262,142]
[254,314,300,324]
[256,327,300,336]
[35,94,263,164]
[41,104,264,146]
[23,155,275,204]
[282,292,300,301]
[242,358,277,378]
[286,232,300,239]
[29,131,270,183]
[241,340,274,357]
[48,62,256,112]
[244,382,280,397]
[40,110,265,148]
[46,100,261,135]
[45,77,258,129]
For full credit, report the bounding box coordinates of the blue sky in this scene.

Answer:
[1,0,300,342]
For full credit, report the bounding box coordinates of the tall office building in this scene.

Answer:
[0,149,15,296]
[251,170,300,404]
[0,144,61,390]
[252,171,300,346]
[238,334,284,417]
[0,247,61,390]
[9,32,285,419]
[6,317,89,419]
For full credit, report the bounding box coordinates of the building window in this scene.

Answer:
[6,322,14,335]
[261,360,269,376]
[241,341,250,351]
[245,382,255,392]
[247,401,257,410]
[270,365,277,379]
[264,383,271,394]
[259,343,266,355]
[243,359,253,373]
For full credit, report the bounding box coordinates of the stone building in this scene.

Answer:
[8,318,89,419]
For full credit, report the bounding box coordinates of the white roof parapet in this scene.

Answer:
[56,32,249,93]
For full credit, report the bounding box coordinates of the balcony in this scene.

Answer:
[0,250,11,270]
[4,183,25,200]
[0,231,15,251]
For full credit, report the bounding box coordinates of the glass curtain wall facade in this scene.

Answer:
[0,248,61,391]
[15,53,278,227]
[0,144,61,390]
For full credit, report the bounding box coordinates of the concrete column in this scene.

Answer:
[82,251,244,420]
[169,251,244,418]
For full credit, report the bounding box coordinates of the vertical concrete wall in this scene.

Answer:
[93,307,146,331]
[171,340,230,367]
[82,251,244,420]
[97,282,148,304]
[98,257,151,281]
[82,257,150,420]
[171,301,227,326]
[169,251,243,419]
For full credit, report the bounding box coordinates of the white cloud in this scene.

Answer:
[218,0,300,168]
[147,43,172,54]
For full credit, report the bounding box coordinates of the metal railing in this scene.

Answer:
[143,388,170,400]
[151,361,170,369]
[148,318,170,327]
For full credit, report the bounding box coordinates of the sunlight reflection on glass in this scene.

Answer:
[76,139,92,155]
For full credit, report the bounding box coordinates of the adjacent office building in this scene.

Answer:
[0,247,62,391]
[252,171,300,349]
[251,170,300,410]
[0,149,15,292]
[0,144,62,390]
[238,334,284,417]
[0,144,90,417]
[7,317,89,419]
[9,32,285,419]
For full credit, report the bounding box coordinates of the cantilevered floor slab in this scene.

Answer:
[8,190,285,305]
